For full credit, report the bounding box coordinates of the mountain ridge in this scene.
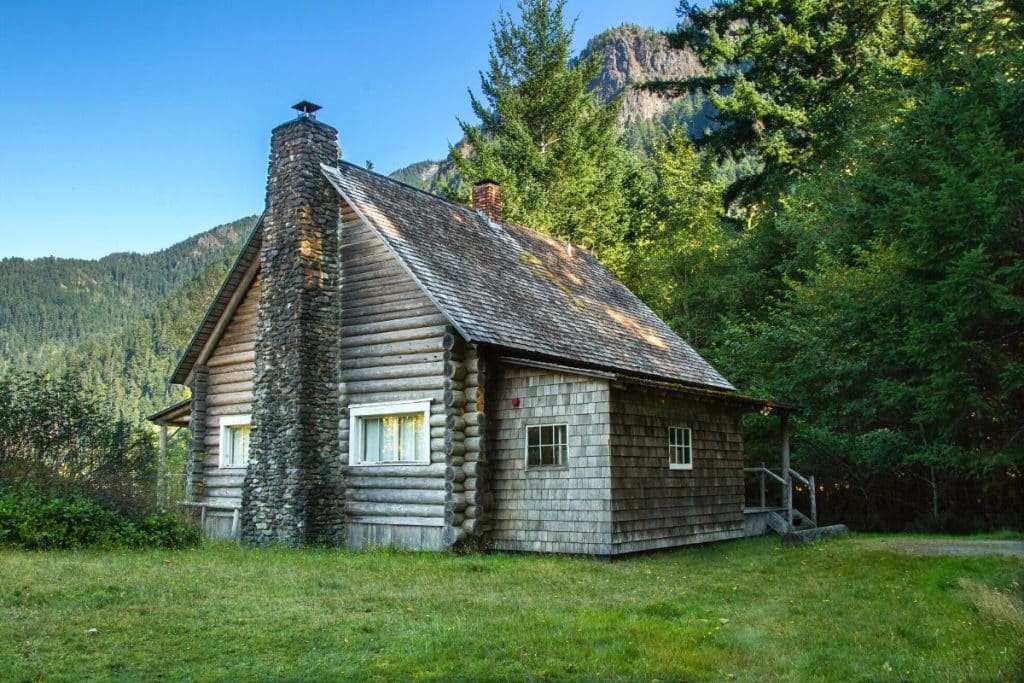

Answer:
[388,24,705,190]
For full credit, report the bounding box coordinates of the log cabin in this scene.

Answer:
[150,103,807,554]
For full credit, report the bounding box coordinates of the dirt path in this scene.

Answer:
[882,539,1024,558]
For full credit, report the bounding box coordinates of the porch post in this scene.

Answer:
[781,413,793,531]
[158,425,168,509]
[759,463,766,509]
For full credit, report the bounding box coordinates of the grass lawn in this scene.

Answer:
[2,536,1022,681]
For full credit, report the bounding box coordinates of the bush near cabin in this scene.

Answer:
[0,371,197,549]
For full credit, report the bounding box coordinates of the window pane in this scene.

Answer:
[383,416,401,461]
[239,426,250,465]
[526,424,568,467]
[397,414,422,461]
[358,412,426,464]
[362,418,382,462]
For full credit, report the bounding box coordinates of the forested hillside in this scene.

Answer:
[0,217,256,419]
[0,217,255,373]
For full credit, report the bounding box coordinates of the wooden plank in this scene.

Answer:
[338,324,448,349]
[341,313,448,338]
[346,488,446,505]
[207,350,255,368]
[343,463,446,477]
[206,391,254,407]
[345,376,442,394]
[207,380,253,395]
[347,476,447,490]
[346,501,444,518]
[348,516,444,528]
[207,368,254,383]
[342,303,440,328]
[341,337,445,360]
[207,403,254,417]
[211,340,254,357]
[343,361,443,383]
[340,351,444,371]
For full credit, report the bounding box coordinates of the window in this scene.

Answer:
[349,400,430,465]
[526,424,568,468]
[219,415,251,469]
[669,426,692,470]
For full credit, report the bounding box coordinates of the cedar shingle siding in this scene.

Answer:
[487,367,745,555]
[489,367,613,554]
[609,389,745,553]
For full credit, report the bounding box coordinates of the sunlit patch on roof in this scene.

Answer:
[605,308,668,349]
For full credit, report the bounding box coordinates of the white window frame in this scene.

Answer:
[669,425,693,470]
[524,422,569,469]
[219,414,252,470]
[348,400,431,466]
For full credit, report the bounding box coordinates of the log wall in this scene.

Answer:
[608,387,745,553]
[337,204,450,550]
[195,276,260,531]
[488,366,613,555]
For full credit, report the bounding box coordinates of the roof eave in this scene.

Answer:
[147,398,192,426]
[170,214,264,386]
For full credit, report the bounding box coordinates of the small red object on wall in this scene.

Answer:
[511,397,520,408]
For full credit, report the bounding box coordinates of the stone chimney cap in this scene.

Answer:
[292,100,322,118]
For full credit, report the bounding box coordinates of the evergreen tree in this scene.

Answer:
[622,129,730,350]
[664,0,913,207]
[717,0,1024,527]
[453,0,627,255]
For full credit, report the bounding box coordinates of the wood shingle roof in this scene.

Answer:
[172,161,735,391]
[322,162,734,390]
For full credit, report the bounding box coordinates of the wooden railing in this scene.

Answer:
[744,464,817,532]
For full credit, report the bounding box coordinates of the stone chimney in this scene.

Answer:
[242,103,344,546]
[472,180,502,221]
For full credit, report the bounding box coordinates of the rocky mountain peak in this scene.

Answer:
[582,24,703,127]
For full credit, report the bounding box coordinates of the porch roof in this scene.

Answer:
[147,398,191,427]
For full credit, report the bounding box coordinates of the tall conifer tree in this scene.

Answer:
[453,0,626,254]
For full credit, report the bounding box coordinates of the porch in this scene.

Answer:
[743,413,820,537]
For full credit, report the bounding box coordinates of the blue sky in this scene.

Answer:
[0,1,682,260]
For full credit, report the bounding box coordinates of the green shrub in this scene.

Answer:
[0,488,198,550]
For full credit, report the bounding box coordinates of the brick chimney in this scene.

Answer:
[242,103,344,546]
[472,180,502,221]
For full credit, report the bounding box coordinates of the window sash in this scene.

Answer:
[526,423,568,468]
[219,416,251,469]
[348,401,431,466]
[669,426,692,468]
[358,413,425,463]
